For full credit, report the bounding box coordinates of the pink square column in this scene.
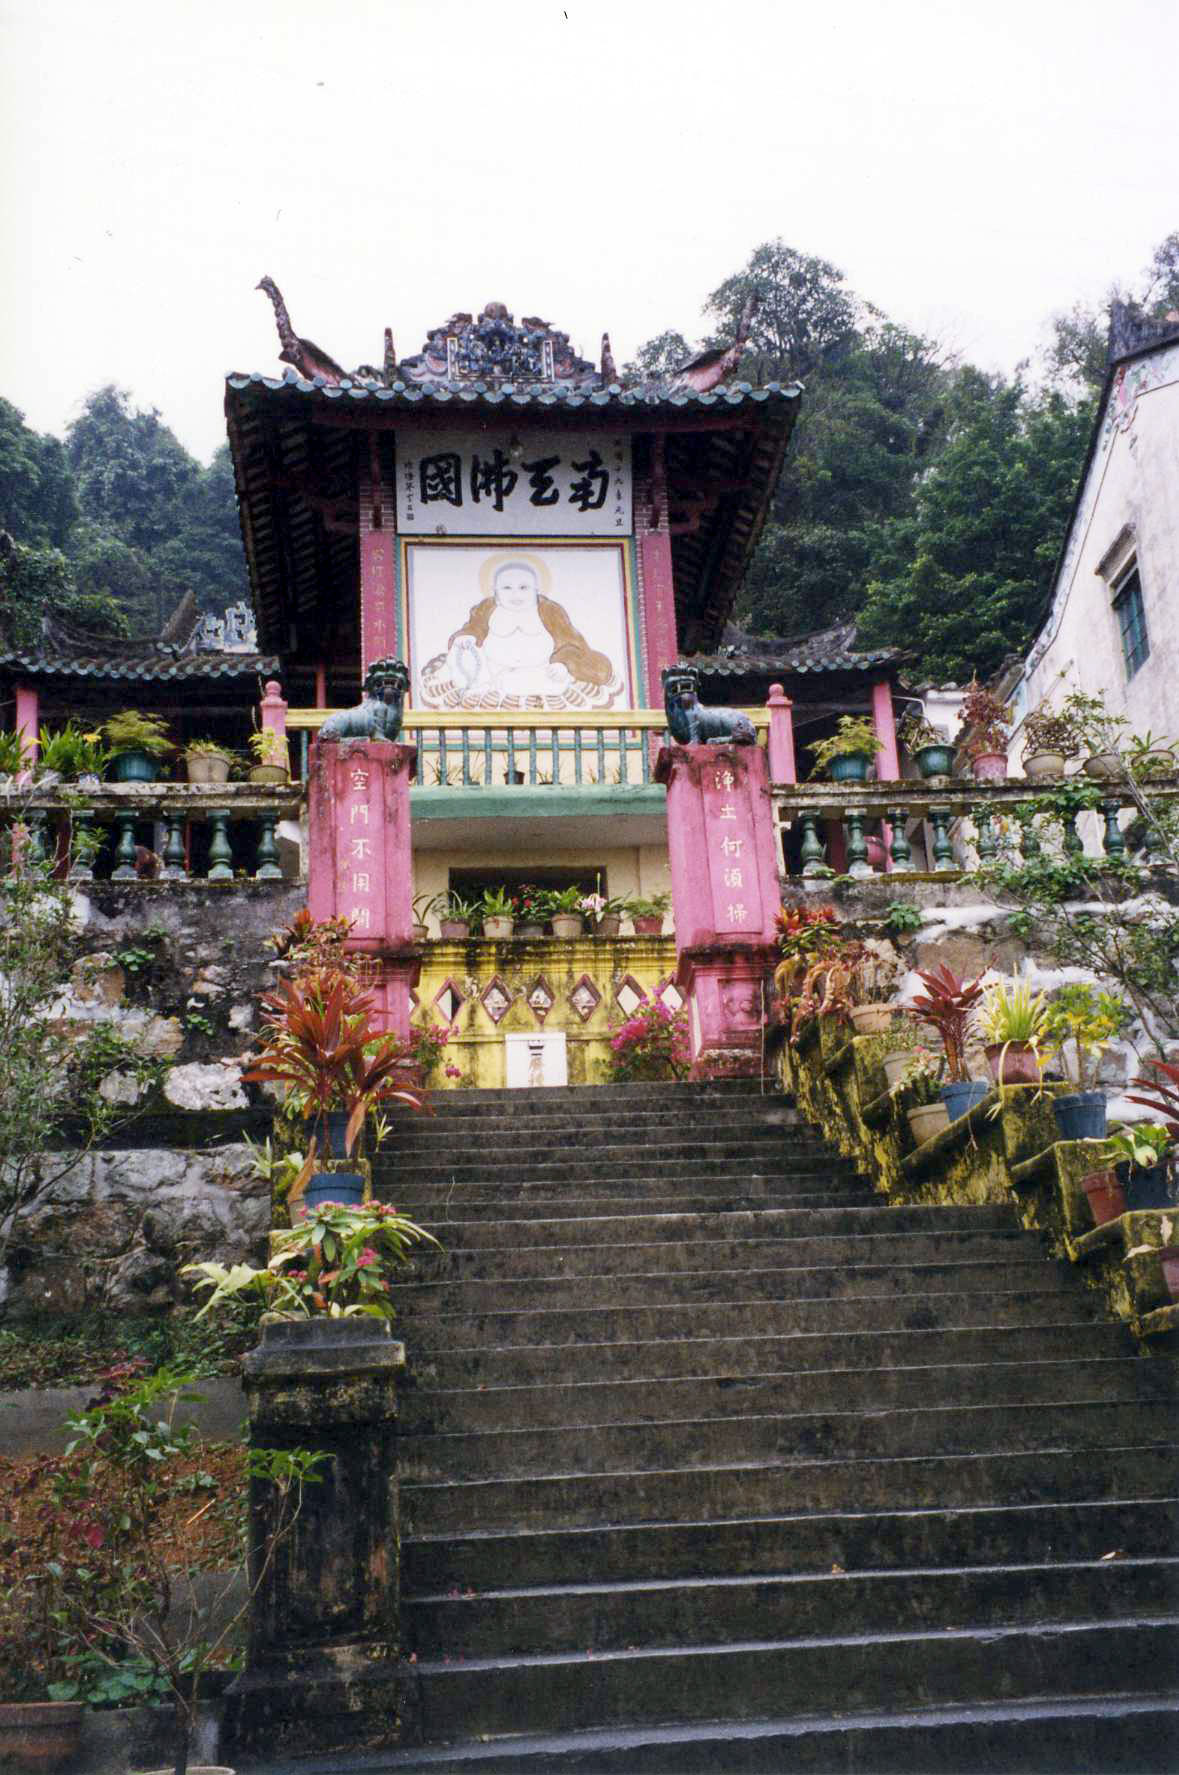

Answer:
[307,737,420,1041]
[656,742,781,1078]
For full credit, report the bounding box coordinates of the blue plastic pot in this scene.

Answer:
[303,1172,365,1211]
[313,1110,352,1159]
[1123,1162,1177,1211]
[110,750,160,783]
[914,744,955,779]
[940,1080,989,1121]
[1052,1092,1107,1142]
[829,753,872,784]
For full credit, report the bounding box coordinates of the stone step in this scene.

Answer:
[398,1399,1168,1484]
[393,1257,1074,1321]
[387,1169,862,1203]
[405,1556,1179,1660]
[403,1442,1179,1538]
[410,1319,1136,1391]
[402,1202,1009,1250]
[398,1354,1179,1437]
[324,1691,1179,1773]
[404,1226,1031,1283]
[385,1124,811,1158]
[386,1109,805,1145]
[405,1617,1179,1742]
[404,1496,1179,1594]
[399,1288,1101,1355]
[380,1153,862,1186]
[411,1082,780,1108]
[395,1187,878,1221]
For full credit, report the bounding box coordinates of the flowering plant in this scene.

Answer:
[605,995,690,1083]
[889,1045,946,1105]
[185,1198,440,1323]
[406,1019,462,1083]
[511,884,548,924]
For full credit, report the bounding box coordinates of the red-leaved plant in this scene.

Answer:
[907,963,986,1084]
[1126,1058,1179,1140]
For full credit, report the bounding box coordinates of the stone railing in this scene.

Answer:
[0,781,302,882]
[286,707,770,788]
[770,774,1179,880]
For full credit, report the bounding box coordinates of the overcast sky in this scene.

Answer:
[1,0,1176,464]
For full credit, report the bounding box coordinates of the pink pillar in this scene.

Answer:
[314,665,328,710]
[14,685,38,764]
[871,676,901,872]
[656,742,780,1078]
[307,738,419,1043]
[638,438,679,712]
[259,680,287,741]
[766,684,796,783]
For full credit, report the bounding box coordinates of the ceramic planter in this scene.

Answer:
[516,923,546,939]
[186,752,232,784]
[439,920,470,940]
[411,923,429,941]
[971,752,1008,782]
[1053,1091,1107,1141]
[1083,752,1123,782]
[983,1042,1042,1085]
[913,743,956,780]
[828,753,872,784]
[304,1171,365,1211]
[1123,1161,1176,1212]
[0,1702,84,1772]
[482,916,515,939]
[110,749,160,783]
[1024,750,1067,783]
[882,1049,920,1091]
[551,913,584,939]
[940,1079,989,1120]
[632,915,665,935]
[849,1004,895,1037]
[594,914,622,938]
[1081,1166,1126,1226]
[249,763,288,784]
[908,1101,950,1144]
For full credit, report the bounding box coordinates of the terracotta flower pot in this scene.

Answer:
[411,923,429,941]
[1024,750,1066,782]
[0,1702,84,1772]
[971,752,1008,782]
[632,915,665,935]
[908,1101,950,1144]
[849,1004,895,1036]
[439,919,470,940]
[594,914,622,938]
[1081,1166,1126,1226]
[249,763,288,784]
[551,913,584,939]
[516,922,546,939]
[984,1041,1043,1085]
[882,1050,920,1091]
[482,916,514,939]
[186,752,232,784]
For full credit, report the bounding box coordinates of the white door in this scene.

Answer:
[504,1032,568,1088]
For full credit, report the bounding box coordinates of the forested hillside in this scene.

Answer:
[1,231,1174,678]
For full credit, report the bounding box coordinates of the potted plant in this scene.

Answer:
[898,712,955,781]
[543,886,586,939]
[893,1047,950,1144]
[244,968,431,1207]
[479,886,516,940]
[247,728,290,784]
[1021,708,1079,783]
[579,887,626,938]
[1078,1145,1127,1226]
[808,715,885,784]
[103,710,174,783]
[436,892,477,940]
[183,739,235,785]
[36,722,109,785]
[625,891,671,936]
[1123,1058,1179,1208]
[958,679,1011,782]
[411,893,434,941]
[1126,729,1177,782]
[1042,984,1129,1140]
[907,963,988,1119]
[978,978,1048,1085]
[774,903,841,1003]
[847,940,902,1036]
[1107,1124,1177,1211]
[512,884,548,938]
[0,1576,83,1774]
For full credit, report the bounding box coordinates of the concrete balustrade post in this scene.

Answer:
[766,683,797,785]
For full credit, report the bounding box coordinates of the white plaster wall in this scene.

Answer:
[1014,350,1179,755]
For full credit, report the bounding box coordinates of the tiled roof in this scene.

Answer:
[225,366,801,415]
[683,621,905,677]
[0,645,277,683]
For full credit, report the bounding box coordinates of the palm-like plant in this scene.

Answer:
[1126,1058,1179,1141]
[245,972,430,1155]
[907,964,986,1083]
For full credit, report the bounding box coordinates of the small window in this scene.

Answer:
[1112,564,1150,678]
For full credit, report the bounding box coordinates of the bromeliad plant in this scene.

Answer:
[1126,1057,1179,1139]
[907,964,986,1083]
[244,971,431,1157]
[185,1197,440,1323]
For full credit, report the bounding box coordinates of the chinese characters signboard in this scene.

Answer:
[340,759,383,939]
[702,763,766,936]
[396,433,631,537]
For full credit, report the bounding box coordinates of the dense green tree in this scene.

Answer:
[0,533,128,649]
[856,371,1094,683]
[0,399,78,549]
[66,386,199,554]
[706,240,864,382]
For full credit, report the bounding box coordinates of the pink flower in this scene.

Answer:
[445,1064,463,1078]
[356,1247,377,1268]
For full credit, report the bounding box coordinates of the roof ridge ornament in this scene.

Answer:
[400,302,601,388]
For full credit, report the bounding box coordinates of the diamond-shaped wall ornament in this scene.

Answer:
[569,975,602,1022]
[526,975,556,1024]
[481,976,514,1024]
[433,978,466,1024]
[656,979,684,1013]
[614,975,646,1017]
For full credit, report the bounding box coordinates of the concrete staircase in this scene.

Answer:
[373,1081,1179,1772]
